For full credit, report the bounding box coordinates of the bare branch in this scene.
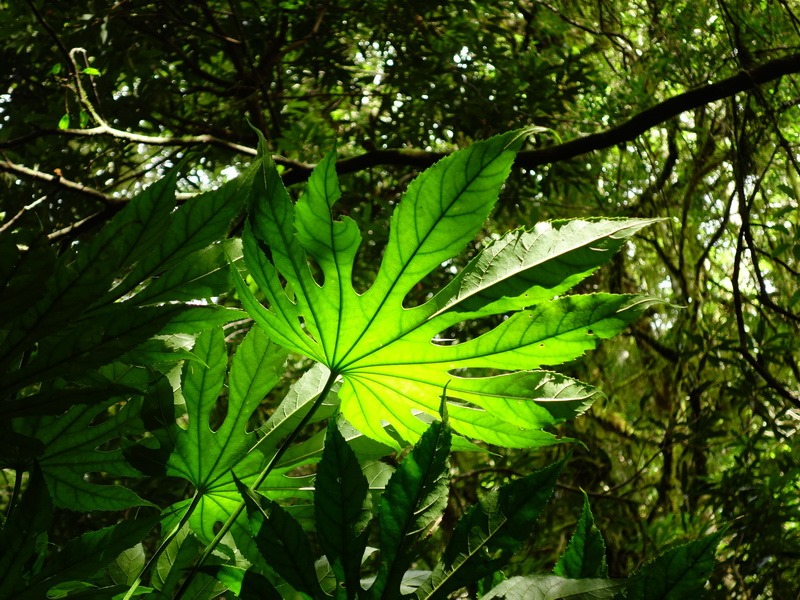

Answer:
[0,158,120,205]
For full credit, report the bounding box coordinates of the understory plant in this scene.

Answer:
[0,130,721,599]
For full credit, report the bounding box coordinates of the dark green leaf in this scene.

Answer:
[315,416,371,597]
[237,477,325,599]
[623,531,724,600]
[0,170,177,364]
[0,464,51,597]
[17,513,160,599]
[11,393,151,511]
[417,459,565,599]
[372,418,451,599]
[554,492,607,579]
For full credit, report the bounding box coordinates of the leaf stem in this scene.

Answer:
[173,370,339,599]
[122,492,203,600]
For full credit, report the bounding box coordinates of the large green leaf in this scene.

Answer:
[0,171,178,365]
[126,240,242,306]
[15,514,160,600]
[1,305,241,396]
[415,459,565,599]
[106,167,253,303]
[371,415,451,599]
[0,164,248,408]
[165,325,289,543]
[236,130,656,448]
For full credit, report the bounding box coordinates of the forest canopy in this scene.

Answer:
[1,1,799,599]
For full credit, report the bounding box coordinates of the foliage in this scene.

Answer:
[0,133,721,598]
[2,2,799,598]
[211,416,718,600]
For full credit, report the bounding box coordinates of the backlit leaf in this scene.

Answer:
[236,131,656,449]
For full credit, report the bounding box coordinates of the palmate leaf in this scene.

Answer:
[236,130,657,448]
[164,325,288,544]
[10,392,151,511]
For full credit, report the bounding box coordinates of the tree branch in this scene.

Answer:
[3,52,799,194]
[281,52,800,183]
[0,158,120,205]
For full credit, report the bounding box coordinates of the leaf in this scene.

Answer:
[371,418,451,599]
[16,513,160,599]
[416,459,565,599]
[126,240,242,306]
[237,478,325,599]
[482,575,627,600]
[253,363,339,460]
[3,383,140,419]
[164,326,289,543]
[315,416,371,597]
[1,304,239,395]
[10,393,151,511]
[152,526,202,596]
[554,492,608,579]
[82,66,101,75]
[58,113,70,129]
[108,543,146,586]
[197,565,281,600]
[0,170,178,371]
[236,131,656,449]
[430,218,655,316]
[622,531,724,600]
[108,164,254,303]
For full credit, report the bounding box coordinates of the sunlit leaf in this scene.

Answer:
[164,325,288,543]
[236,130,656,449]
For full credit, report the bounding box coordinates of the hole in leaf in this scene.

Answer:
[306,256,324,286]
[208,392,229,433]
